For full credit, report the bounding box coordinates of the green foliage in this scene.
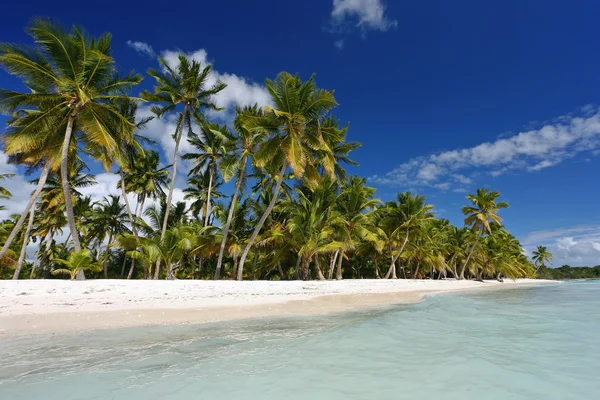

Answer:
[536,265,600,280]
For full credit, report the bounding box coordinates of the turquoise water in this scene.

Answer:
[1,281,598,399]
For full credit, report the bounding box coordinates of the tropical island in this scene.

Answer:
[0,20,564,335]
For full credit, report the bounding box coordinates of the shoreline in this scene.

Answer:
[0,279,556,336]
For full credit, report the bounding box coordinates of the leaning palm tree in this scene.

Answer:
[235,72,339,280]
[214,105,267,279]
[459,188,509,280]
[532,245,553,273]
[141,54,226,244]
[381,192,435,279]
[0,19,142,263]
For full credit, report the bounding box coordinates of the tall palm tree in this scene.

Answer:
[459,188,509,280]
[183,123,234,227]
[141,54,226,245]
[532,245,553,273]
[381,192,435,279]
[236,72,339,280]
[214,105,267,279]
[0,19,142,262]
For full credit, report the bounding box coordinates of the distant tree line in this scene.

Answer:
[536,265,600,280]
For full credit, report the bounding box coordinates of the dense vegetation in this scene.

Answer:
[536,266,600,280]
[0,20,545,281]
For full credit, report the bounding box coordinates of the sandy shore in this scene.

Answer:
[0,279,555,336]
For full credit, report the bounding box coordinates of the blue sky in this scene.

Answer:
[1,0,600,266]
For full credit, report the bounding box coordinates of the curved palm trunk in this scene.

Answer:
[385,230,409,279]
[336,250,345,280]
[0,163,50,261]
[12,207,35,280]
[413,262,421,279]
[156,108,187,280]
[215,157,247,280]
[375,257,381,279]
[315,256,326,280]
[277,261,287,280]
[237,161,287,280]
[204,167,214,227]
[62,116,83,257]
[329,250,339,280]
[459,226,483,280]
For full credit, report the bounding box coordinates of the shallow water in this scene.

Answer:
[1,281,598,399]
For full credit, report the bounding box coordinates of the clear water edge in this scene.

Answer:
[0,281,598,400]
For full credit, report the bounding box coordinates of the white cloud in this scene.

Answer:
[160,49,272,117]
[521,225,600,267]
[126,40,156,58]
[334,40,345,49]
[331,0,397,31]
[0,153,35,220]
[371,108,600,189]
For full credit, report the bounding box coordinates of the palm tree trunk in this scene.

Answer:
[237,161,287,280]
[329,250,339,280]
[375,257,381,279]
[61,116,83,261]
[12,207,35,280]
[119,168,138,279]
[38,229,53,279]
[315,256,326,280]
[293,256,301,280]
[215,157,247,279]
[156,108,187,280]
[204,167,214,227]
[231,256,239,279]
[277,261,286,280]
[161,106,187,240]
[103,232,113,279]
[459,226,483,280]
[336,250,345,280]
[128,197,146,280]
[384,230,409,279]
[0,163,50,261]
[413,262,421,279]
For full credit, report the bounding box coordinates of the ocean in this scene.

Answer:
[0,281,598,399]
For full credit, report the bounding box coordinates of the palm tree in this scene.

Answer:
[183,171,226,223]
[0,19,142,262]
[51,249,102,280]
[236,72,339,280]
[121,149,169,219]
[183,123,234,227]
[459,188,509,280]
[381,192,435,279]
[0,173,13,205]
[141,54,226,245]
[532,245,553,273]
[214,105,267,279]
[334,176,383,280]
[87,195,130,279]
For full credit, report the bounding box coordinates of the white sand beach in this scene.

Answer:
[0,279,555,335]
